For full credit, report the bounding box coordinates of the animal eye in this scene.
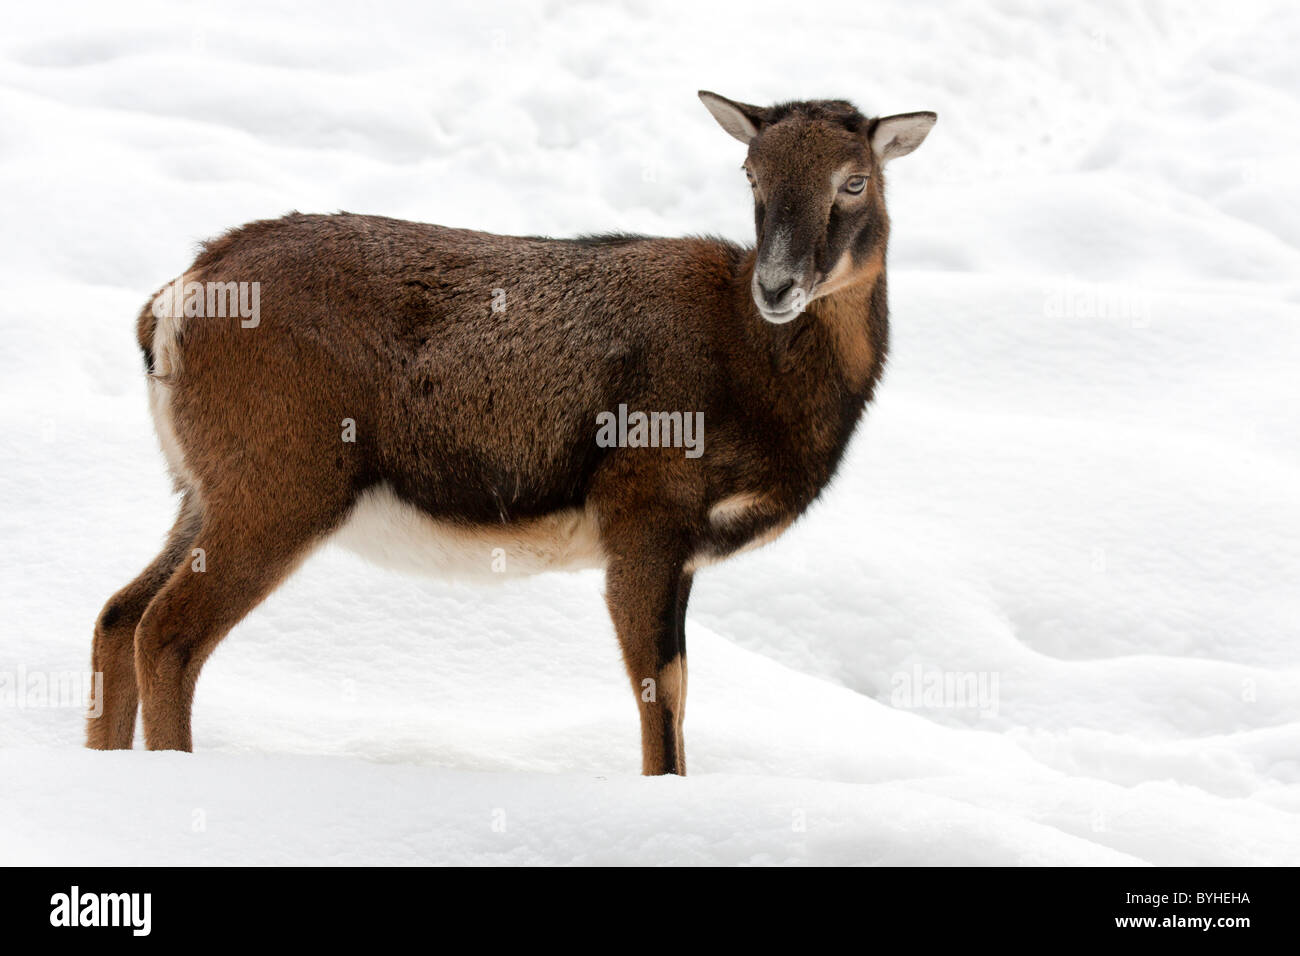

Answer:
[742,165,756,187]
[843,175,868,195]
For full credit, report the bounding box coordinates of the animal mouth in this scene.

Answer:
[756,301,803,324]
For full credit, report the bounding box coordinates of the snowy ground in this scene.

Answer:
[2,0,1298,865]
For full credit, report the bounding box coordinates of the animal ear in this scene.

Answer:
[869,111,937,164]
[698,91,767,145]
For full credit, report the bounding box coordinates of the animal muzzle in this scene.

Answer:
[752,258,814,324]
[752,216,817,324]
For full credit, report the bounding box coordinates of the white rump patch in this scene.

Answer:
[147,274,197,490]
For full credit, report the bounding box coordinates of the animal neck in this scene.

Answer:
[805,250,888,395]
[726,246,890,510]
[734,248,889,399]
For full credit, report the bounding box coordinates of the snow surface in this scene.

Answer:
[2,0,1299,865]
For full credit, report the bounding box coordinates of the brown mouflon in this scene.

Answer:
[86,92,936,774]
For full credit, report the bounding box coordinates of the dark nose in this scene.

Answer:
[758,277,794,307]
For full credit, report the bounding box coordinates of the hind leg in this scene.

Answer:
[133,495,335,751]
[87,492,203,750]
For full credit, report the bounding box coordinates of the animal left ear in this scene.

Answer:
[869,112,938,164]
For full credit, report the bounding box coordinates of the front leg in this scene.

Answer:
[602,524,693,776]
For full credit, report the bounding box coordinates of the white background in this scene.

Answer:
[1,0,1297,864]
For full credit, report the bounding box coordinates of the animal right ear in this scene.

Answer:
[698,91,766,145]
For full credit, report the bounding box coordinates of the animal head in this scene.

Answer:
[699,91,935,324]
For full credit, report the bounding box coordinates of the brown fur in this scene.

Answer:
[87,93,935,774]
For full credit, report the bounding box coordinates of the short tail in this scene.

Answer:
[140,275,195,490]
[138,275,189,379]
[136,298,157,374]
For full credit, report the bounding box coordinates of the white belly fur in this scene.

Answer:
[332,485,607,579]
[333,486,791,580]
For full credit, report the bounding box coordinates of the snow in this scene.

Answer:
[2,0,1299,865]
